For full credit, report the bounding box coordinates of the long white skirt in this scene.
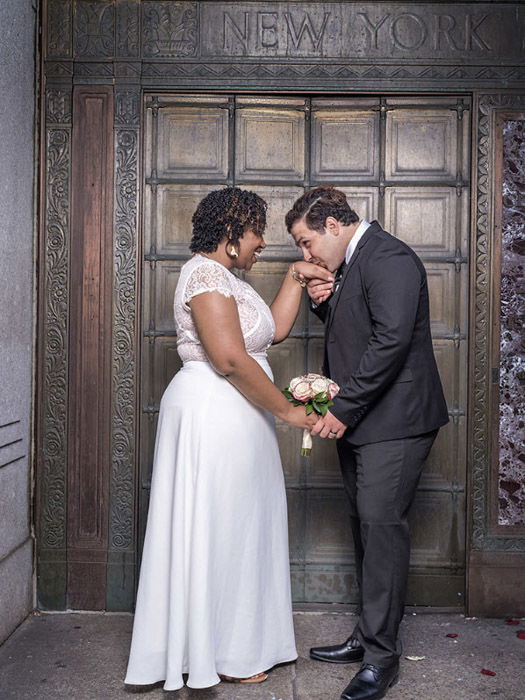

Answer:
[124,359,297,690]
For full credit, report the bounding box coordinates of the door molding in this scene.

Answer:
[467,93,525,616]
[67,85,114,609]
[106,87,141,610]
[470,92,525,554]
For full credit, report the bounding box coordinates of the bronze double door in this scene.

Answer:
[140,93,469,606]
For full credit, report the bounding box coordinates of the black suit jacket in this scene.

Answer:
[313,221,449,445]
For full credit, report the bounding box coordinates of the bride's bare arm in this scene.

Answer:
[269,262,333,343]
[189,291,317,431]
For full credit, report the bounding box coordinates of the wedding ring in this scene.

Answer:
[329,430,337,435]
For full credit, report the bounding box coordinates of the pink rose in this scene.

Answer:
[292,381,314,402]
[327,381,340,399]
[289,375,306,391]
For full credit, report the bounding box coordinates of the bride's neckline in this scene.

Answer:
[193,253,235,274]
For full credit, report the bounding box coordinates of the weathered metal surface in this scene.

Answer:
[140,93,469,604]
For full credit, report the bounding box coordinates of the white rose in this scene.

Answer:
[289,375,306,391]
[311,377,330,395]
[292,381,314,402]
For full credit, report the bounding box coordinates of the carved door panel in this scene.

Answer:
[141,94,469,606]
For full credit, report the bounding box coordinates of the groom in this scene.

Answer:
[286,187,449,700]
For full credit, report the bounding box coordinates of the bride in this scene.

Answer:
[125,187,333,690]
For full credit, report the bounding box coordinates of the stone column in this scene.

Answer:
[0,0,36,642]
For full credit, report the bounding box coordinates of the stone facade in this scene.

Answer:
[499,120,525,527]
[0,0,36,642]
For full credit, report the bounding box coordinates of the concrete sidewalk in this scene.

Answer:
[0,611,524,699]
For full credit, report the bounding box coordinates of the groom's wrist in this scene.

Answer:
[330,398,364,428]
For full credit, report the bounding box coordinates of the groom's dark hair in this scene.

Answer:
[285,186,359,234]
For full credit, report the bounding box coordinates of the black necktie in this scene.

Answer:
[334,260,347,292]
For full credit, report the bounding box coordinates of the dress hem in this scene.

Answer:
[125,653,298,691]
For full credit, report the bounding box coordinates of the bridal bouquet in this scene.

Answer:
[282,374,340,456]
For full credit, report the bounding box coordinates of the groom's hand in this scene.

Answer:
[307,278,333,305]
[292,260,334,306]
[311,410,347,439]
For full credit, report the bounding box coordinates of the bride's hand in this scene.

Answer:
[281,404,318,431]
[291,261,334,284]
[291,261,334,304]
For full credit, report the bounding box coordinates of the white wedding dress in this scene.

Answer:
[125,255,297,690]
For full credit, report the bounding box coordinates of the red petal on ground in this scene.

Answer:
[517,631,525,639]
[446,633,458,638]
[481,669,497,676]
[505,619,520,625]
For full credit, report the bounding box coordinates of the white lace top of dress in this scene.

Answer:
[175,255,276,363]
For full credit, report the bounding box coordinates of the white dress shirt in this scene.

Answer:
[345,219,370,264]
[311,220,372,306]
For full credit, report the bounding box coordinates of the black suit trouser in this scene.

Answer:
[337,430,438,668]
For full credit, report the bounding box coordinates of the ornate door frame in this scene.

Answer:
[37,0,525,611]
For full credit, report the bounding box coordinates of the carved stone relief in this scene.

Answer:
[142,1,198,57]
[116,0,140,56]
[115,87,140,127]
[74,0,115,57]
[139,61,525,87]
[46,88,72,125]
[47,0,72,57]
[107,87,140,608]
[40,87,73,555]
[110,117,138,541]
[200,2,524,60]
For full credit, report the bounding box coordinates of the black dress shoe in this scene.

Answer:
[340,662,399,700]
[309,636,364,664]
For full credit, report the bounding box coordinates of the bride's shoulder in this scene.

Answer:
[179,255,237,303]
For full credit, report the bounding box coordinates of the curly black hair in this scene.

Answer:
[189,187,267,253]
[285,186,358,234]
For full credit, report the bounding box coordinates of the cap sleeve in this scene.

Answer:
[183,261,235,307]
